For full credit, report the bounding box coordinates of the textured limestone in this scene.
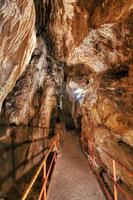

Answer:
[78,0,133,26]
[0,124,54,194]
[47,0,133,62]
[68,23,132,73]
[4,38,47,125]
[66,65,133,197]
[38,80,57,128]
[0,38,64,194]
[64,9,133,197]
[94,126,133,190]
[0,0,36,111]
[0,0,133,198]
[47,0,88,59]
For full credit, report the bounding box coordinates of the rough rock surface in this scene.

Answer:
[68,23,132,73]
[0,0,133,199]
[46,0,133,198]
[4,38,47,125]
[0,126,47,193]
[0,0,36,111]
[47,0,133,61]
[67,65,133,198]
[0,32,64,193]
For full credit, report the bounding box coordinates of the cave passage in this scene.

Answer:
[0,0,133,200]
[48,132,106,200]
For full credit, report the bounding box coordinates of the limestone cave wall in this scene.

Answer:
[45,0,133,199]
[0,0,133,199]
[0,0,63,195]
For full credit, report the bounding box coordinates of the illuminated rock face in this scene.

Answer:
[0,0,36,111]
[4,38,47,125]
[68,23,132,73]
[0,1,64,193]
[0,0,133,198]
[0,35,63,193]
[66,64,133,197]
[46,0,133,198]
[47,0,133,63]
[47,0,88,59]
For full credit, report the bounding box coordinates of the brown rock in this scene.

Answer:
[0,0,36,111]
[4,38,47,125]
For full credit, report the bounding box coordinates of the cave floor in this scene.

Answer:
[48,132,106,200]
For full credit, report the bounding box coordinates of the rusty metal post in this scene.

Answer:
[43,160,47,200]
[56,129,59,150]
[112,160,118,200]
[58,131,60,148]
[81,135,85,152]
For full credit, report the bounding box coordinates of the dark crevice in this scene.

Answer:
[34,0,45,37]
[104,65,129,80]
[117,139,133,152]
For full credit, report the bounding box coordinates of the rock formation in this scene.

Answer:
[45,0,133,198]
[0,0,133,199]
[0,0,36,111]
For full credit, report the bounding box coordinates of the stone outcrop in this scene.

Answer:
[47,0,88,59]
[47,0,133,62]
[0,0,36,111]
[3,38,47,125]
[68,22,132,73]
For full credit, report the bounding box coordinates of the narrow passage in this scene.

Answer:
[48,132,106,200]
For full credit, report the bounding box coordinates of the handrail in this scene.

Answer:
[21,126,62,200]
[81,136,133,200]
[101,148,133,177]
[0,124,62,130]
[0,125,61,142]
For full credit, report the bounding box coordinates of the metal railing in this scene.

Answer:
[81,136,133,200]
[21,125,62,200]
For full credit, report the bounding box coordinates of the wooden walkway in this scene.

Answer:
[48,132,106,200]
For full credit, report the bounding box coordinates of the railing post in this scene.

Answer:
[112,159,118,200]
[81,135,85,152]
[43,160,47,200]
[58,131,60,148]
[89,140,94,162]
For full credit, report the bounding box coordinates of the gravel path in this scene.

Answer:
[48,132,106,200]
